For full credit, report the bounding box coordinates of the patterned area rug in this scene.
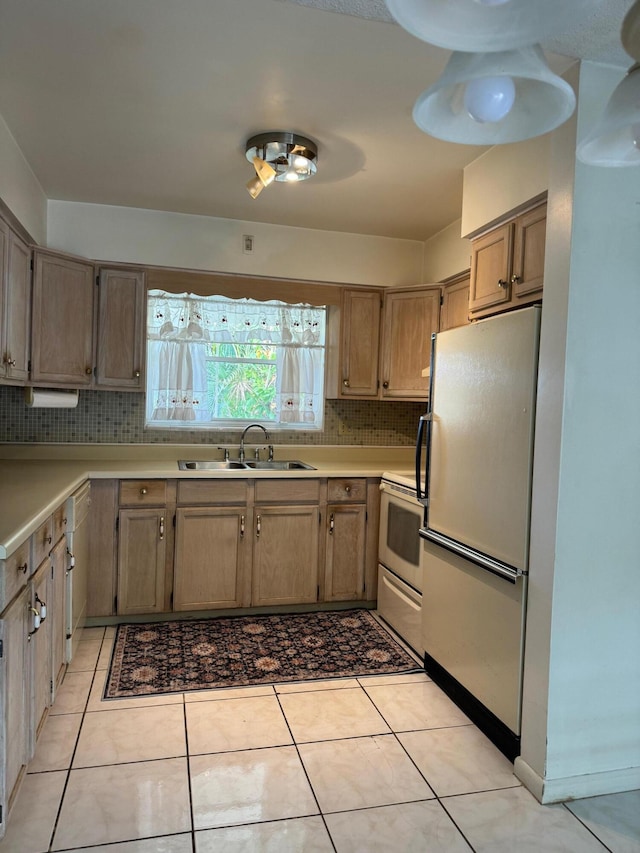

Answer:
[104,609,421,698]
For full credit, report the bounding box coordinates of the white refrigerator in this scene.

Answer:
[416,306,540,757]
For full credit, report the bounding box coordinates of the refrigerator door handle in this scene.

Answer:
[416,332,437,508]
[421,528,521,583]
[415,413,430,506]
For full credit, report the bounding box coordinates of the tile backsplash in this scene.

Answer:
[0,386,423,446]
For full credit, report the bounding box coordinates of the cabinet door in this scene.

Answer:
[2,230,31,384]
[252,506,319,606]
[95,269,146,390]
[31,251,96,386]
[30,562,51,746]
[117,509,166,615]
[87,480,118,618]
[440,274,471,332]
[49,536,67,699]
[0,586,30,838]
[174,507,248,610]
[512,204,546,300]
[324,504,366,601]
[469,222,513,314]
[380,288,440,400]
[340,289,381,397]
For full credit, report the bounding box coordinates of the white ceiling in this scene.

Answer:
[0,0,634,241]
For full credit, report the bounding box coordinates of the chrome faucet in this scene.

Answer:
[239,424,273,462]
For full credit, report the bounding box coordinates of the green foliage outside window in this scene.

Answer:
[206,343,277,421]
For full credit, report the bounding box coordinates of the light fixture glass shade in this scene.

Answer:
[385,0,592,52]
[245,132,318,184]
[622,0,640,61]
[413,46,576,145]
[576,65,640,167]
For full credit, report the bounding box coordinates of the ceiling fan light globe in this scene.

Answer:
[577,65,640,167]
[385,0,597,52]
[464,75,516,123]
[412,45,576,145]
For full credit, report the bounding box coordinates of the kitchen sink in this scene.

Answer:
[177,460,247,470]
[243,460,316,470]
[177,459,316,471]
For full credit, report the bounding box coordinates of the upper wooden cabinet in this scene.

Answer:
[335,285,440,402]
[379,287,440,400]
[469,202,546,320]
[0,220,31,385]
[440,272,471,332]
[95,268,146,390]
[31,250,96,386]
[339,289,381,397]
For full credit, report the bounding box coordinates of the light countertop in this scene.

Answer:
[0,445,414,559]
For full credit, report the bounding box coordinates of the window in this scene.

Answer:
[145,291,326,429]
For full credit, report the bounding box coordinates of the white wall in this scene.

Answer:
[461,134,550,237]
[422,219,470,283]
[47,201,424,288]
[518,61,640,802]
[0,113,47,244]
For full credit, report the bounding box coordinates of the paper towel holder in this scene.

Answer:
[25,387,80,408]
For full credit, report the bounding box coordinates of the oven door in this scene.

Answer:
[378,484,423,592]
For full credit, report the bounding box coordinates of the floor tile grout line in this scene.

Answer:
[273,687,338,853]
[45,639,103,853]
[560,802,616,853]
[180,696,198,853]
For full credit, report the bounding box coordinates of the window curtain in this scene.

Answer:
[146,292,325,426]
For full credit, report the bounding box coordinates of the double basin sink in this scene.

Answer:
[178,459,316,471]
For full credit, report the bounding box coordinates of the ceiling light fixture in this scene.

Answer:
[577,1,640,167]
[385,0,591,53]
[412,46,576,145]
[245,131,318,198]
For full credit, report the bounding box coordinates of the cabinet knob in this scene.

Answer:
[344,485,351,493]
[510,274,521,284]
[498,279,508,289]
[4,354,16,367]
[85,367,93,375]
[140,487,148,495]
[382,380,389,389]
[134,370,141,378]
[343,378,350,387]
[329,512,335,534]
[17,562,28,575]
[44,535,52,545]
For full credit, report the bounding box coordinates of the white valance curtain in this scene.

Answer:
[146,291,326,426]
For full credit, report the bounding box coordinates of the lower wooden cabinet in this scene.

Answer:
[29,561,52,750]
[174,507,249,610]
[92,475,381,621]
[251,505,320,607]
[0,586,30,838]
[117,508,167,615]
[324,503,366,601]
[49,536,67,700]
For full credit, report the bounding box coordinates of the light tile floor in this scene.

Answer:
[1,625,639,852]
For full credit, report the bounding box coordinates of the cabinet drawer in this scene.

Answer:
[0,540,30,612]
[32,515,54,567]
[254,479,320,503]
[177,479,248,505]
[327,478,367,502]
[119,480,167,506]
[52,502,68,544]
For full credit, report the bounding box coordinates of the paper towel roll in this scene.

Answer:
[25,388,79,408]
